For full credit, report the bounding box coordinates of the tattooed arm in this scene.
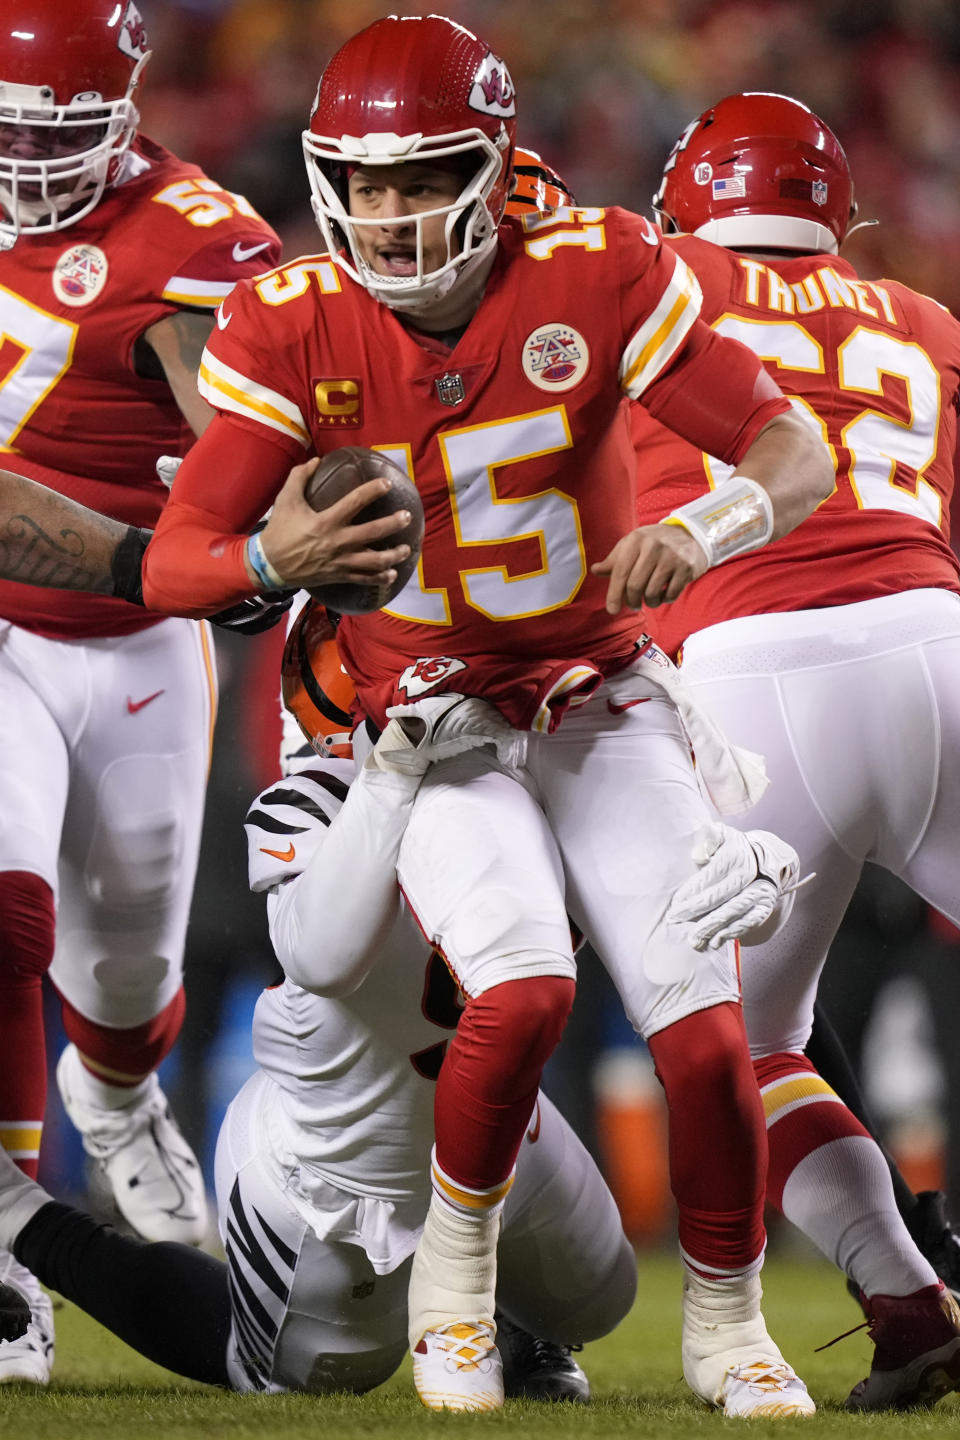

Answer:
[0,471,147,597]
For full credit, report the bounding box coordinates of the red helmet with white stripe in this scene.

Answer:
[303,14,516,311]
[653,93,856,255]
[0,0,149,241]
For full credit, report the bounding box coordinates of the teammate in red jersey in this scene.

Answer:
[142,17,834,1416]
[0,0,286,1384]
[637,92,960,1411]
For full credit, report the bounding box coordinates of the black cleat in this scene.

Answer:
[906,1191,960,1302]
[0,1282,30,1344]
[496,1312,590,1403]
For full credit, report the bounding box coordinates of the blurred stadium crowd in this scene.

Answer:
[43,0,960,1241]
[139,0,960,313]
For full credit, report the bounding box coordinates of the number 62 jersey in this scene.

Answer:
[192,208,790,727]
[631,235,960,659]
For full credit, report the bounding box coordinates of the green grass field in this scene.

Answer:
[3,1251,957,1439]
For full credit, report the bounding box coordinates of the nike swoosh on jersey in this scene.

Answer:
[216,307,233,330]
[127,690,165,714]
[232,240,271,263]
[260,843,296,863]
[607,697,651,714]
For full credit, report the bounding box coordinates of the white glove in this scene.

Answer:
[156,455,182,489]
[666,822,801,951]
[367,694,524,776]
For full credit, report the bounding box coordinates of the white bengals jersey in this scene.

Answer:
[244,762,463,1245]
[228,762,637,1388]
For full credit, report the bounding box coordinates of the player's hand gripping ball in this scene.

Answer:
[305,446,424,614]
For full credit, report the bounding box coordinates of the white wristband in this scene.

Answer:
[246,531,287,591]
[660,476,774,567]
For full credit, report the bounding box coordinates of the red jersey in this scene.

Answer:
[0,135,280,638]
[632,237,960,658]
[148,208,789,726]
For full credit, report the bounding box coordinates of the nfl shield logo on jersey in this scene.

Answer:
[812,180,828,206]
[435,373,466,406]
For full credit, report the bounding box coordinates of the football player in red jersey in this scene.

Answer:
[141,16,835,1416]
[0,0,299,1384]
[635,93,960,1411]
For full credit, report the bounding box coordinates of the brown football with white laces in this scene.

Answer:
[305,447,424,614]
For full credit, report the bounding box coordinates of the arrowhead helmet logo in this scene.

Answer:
[469,52,516,118]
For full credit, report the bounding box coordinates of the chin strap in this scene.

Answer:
[378,244,498,329]
[841,217,879,242]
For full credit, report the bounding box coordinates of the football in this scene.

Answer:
[304,446,424,614]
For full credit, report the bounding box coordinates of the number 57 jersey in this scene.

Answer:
[0,134,280,638]
[632,235,960,658]
[199,209,785,726]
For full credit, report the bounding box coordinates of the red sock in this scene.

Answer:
[0,871,55,1179]
[59,987,186,1085]
[434,975,574,1191]
[753,1051,872,1211]
[648,1002,766,1275]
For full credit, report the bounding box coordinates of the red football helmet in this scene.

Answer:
[653,93,856,255]
[506,147,576,217]
[303,14,516,312]
[0,0,149,240]
[281,602,356,761]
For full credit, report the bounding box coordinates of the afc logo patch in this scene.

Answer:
[522,322,590,392]
[314,378,363,428]
[397,656,467,698]
[53,245,108,306]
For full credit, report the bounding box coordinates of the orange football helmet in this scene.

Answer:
[281,602,356,760]
[507,147,576,216]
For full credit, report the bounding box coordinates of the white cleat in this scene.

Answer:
[412,1320,504,1411]
[682,1266,815,1417]
[718,1359,816,1418]
[0,1251,53,1385]
[57,1044,208,1246]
